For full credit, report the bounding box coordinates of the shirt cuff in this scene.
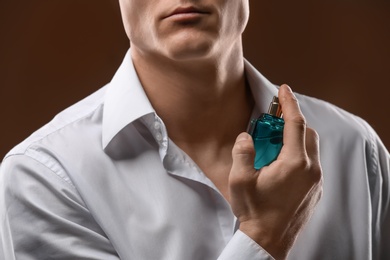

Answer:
[218,230,275,260]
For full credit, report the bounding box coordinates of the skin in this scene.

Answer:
[118,0,323,259]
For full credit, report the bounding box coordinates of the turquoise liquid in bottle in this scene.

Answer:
[249,97,284,170]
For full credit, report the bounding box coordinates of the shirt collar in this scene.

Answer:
[102,49,279,150]
[102,49,155,149]
[244,59,280,118]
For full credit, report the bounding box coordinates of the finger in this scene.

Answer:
[230,132,257,179]
[305,128,320,164]
[278,84,307,154]
[305,128,323,183]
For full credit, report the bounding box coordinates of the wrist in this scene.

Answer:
[239,222,291,260]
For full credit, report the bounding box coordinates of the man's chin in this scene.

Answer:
[163,42,216,61]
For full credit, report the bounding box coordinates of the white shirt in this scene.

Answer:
[0,50,389,260]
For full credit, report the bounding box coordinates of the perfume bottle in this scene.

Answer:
[249,96,284,170]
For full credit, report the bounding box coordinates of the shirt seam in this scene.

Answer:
[4,153,78,191]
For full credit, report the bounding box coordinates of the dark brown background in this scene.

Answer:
[0,1,389,159]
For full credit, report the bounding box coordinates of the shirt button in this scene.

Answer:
[154,122,161,130]
[155,133,163,142]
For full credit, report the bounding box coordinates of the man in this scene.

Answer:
[0,0,388,259]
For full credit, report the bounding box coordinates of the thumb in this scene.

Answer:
[230,132,257,176]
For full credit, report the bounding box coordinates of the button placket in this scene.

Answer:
[153,116,168,150]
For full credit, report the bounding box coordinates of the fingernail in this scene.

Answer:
[282,84,292,93]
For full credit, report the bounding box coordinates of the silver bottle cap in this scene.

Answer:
[268,96,283,118]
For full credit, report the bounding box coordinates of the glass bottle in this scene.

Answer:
[249,96,284,170]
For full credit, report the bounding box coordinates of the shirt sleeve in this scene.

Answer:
[217,230,274,260]
[361,122,390,259]
[0,154,120,260]
[375,137,390,259]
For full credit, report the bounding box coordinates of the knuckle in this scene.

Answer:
[292,114,307,127]
[285,113,307,130]
[229,176,242,189]
[232,140,255,156]
[288,156,323,184]
[229,171,254,191]
[306,127,319,142]
[310,163,323,184]
[291,157,310,171]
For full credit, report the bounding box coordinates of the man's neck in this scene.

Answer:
[133,48,253,138]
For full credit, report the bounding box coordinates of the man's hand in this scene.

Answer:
[229,84,323,260]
